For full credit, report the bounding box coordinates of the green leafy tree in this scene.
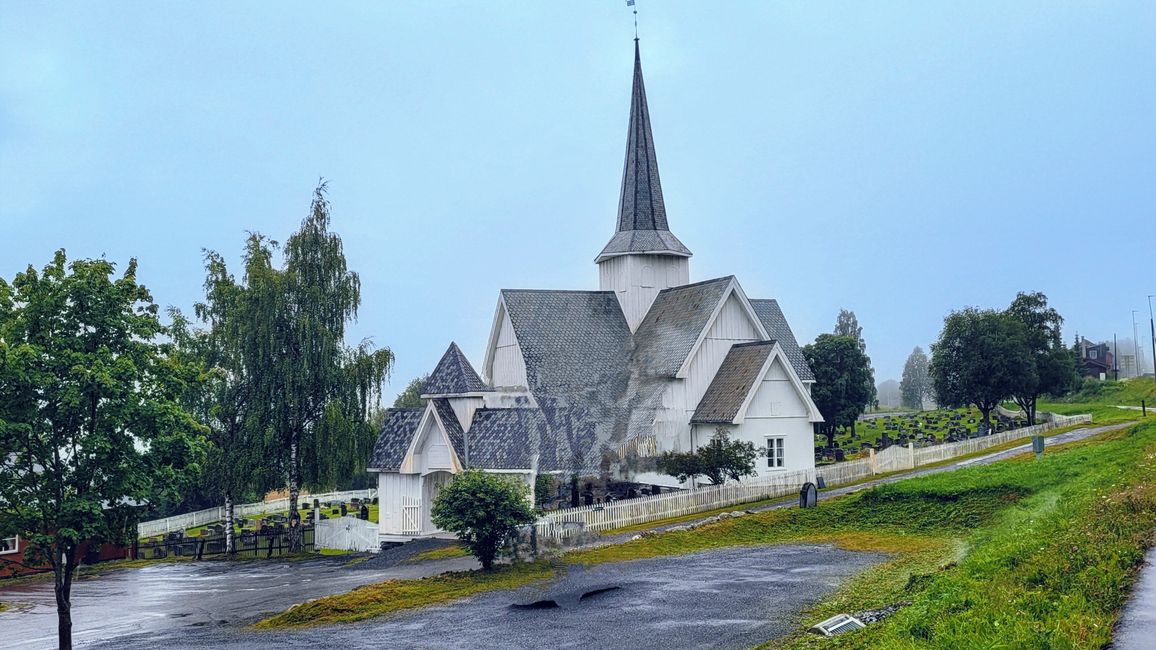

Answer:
[834,308,866,352]
[392,375,428,408]
[900,346,931,410]
[0,251,206,650]
[804,334,876,447]
[658,429,762,485]
[1004,292,1076,424]
[430,469,536,570]
[930,308,1033,433]
[220,182,394,551]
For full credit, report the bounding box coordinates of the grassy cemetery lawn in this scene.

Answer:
[257,419,1156,648]
[176,502,378,541]
[817,407,1029,455]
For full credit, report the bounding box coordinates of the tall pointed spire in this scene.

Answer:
[596,41,691,263]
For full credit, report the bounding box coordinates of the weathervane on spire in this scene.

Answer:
[627,0,638,40]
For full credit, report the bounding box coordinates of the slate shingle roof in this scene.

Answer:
[596,41,691,263]
[466,408,548,470]
[422,342,490,396]
[368,408,423,471]
[750,299,815,382]
[691,341,775,424]
[631,277,734,377]
[432,398,466,460]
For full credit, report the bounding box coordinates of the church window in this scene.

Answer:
[766,437,785,469]
[641,264,654,288]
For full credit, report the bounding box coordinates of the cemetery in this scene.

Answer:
[815,407,1033,463]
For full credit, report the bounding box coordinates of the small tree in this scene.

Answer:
[1004,292,1075,424]
[0,252,205,650]
[930,308,1032,433]
[803,334,876,447]
[900,346,931,410]
[430,469,536,570]
[658,429,761,486]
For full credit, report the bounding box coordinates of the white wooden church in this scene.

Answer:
[369,42,823,541]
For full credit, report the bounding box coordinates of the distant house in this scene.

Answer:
[1076,337,1114,379]
[0,533,129,579]
[368,42,823,543]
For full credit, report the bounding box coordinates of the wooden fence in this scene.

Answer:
[137,489,376,539]
[533,413,1092,540]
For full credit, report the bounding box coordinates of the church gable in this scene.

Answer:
[739,349,823,423]
[482,299,529,389]
[399,402,464,475]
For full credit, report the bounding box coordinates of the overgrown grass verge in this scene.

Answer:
[409,544,471,562]
[769,421,1156,648]
[0,601,8,614]
[253,561,555,629]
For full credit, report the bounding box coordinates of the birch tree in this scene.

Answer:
[235,183,393,551]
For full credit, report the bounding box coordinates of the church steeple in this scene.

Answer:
[597,41,692,333]
[595,41,692,264]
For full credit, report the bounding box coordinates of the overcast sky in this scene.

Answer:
[2,2,1154,395]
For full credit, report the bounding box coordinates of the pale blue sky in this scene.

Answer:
[2,2,1155,394]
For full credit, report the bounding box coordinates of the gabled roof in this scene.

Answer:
[431,398,466,459]
[631,276,734,377]
[367,408,424,472]
[467,408,548,470]
[422,342,490,396]
[749,299,815,382]
[596,41,691,263]
[691,341,776,424]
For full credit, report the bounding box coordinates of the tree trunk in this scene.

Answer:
[825,425,836,449]
[54,546,76,650]
[288,438,302,553]
[224,492,235,555]
[979,406,992,435]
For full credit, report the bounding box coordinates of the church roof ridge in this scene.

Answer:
[421,342,491,396]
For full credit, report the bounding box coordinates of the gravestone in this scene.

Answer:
[799,482,818,508]
[359,504,369,520]
[340,503,348,517]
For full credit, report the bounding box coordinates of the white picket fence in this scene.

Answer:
[533,413,1092,540]
[137,489,377,539]
[534,467,817,539]
[315,515,379,552]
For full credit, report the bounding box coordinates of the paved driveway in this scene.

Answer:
[93,545,885,650]
[0,555,477,649]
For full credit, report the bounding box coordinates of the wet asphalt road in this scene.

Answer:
[0,555,478,649]
[88,545,885,650]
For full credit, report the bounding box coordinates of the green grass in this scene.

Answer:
[253,561,555,629]
[0,602,8,614]
[822,407,1031,453]
[409,544,471,562]
[770,422,1156,648]
[1058,377,1156,407]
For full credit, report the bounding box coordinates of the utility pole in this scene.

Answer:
[1149,295,1156,387]
[1114,333,1119,381]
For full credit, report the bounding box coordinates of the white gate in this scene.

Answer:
[315,516,379,552]
[401,497,422,535]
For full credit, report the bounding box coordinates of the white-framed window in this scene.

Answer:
[1089,350,1098,359]
[0,534,18,555]
[767,437,785,469]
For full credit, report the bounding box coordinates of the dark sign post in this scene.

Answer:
[1032,436,1045,459]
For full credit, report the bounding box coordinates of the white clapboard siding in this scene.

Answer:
[599,254,689,332]
[491,308,528,388]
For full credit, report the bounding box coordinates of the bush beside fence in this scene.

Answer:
[533,413,1092,540]
[137,489,376,539]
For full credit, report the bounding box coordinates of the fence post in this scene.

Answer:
[868,448,877,474]
[907,443,915,469]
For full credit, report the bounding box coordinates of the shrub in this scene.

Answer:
[430,469,537,570]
